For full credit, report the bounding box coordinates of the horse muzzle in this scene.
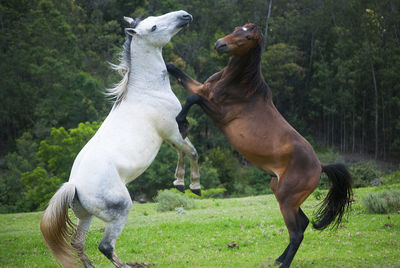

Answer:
[214,40,229,54]
[177,12,193,28]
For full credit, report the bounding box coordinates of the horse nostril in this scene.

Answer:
[182,14,192,21]
[215,42,227,50]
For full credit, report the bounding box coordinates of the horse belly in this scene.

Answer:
[72,113,162,183]
[222,118,294,175]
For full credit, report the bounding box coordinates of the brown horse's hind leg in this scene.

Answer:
[274,208,309,267]
[270,172,318,268]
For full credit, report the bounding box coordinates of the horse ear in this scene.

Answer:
[125,28,137,36]
[123,16,135,25]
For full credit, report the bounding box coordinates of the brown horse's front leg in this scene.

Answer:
[176,94,204,138]
[166,63,203,95]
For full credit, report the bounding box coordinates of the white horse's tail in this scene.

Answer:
[40,183,77,267]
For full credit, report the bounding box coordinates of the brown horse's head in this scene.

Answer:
[214,23,264,56]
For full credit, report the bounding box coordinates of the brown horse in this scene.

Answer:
[167,23,353,268]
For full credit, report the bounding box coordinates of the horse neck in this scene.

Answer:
[214,45,269,102]
[126,42,170,98]
[225,46,262,84]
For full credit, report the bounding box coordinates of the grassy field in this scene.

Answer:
[0,185,399,268]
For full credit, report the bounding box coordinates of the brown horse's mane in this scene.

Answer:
[212,24,271,104]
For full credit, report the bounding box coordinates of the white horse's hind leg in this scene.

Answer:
[71,217,94,268]
[173,150,185,193]
[99,215,130,268]
[96,186,132,268]
[167,135,201,195]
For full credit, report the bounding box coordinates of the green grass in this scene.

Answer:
[1,185,400,267]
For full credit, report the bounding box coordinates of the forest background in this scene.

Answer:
[1,0,399,213]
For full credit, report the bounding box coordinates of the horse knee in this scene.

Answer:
[106,198,132,217]
[300,214,309,231]
[188,149,198,161]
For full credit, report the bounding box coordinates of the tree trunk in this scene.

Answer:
[305,31,315,90]
[344,115,346,152]
[381,94,386,160]
[371,62,378,160]
[340,114,343,152]
[352,111,355,153]
[264,0,273,46]
[331,114,334,147]
[361,96,366,154]
[390,0,400,49]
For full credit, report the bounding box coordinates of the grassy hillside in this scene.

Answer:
[0,186,399,267]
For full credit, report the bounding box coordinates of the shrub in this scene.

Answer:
[198,162,220,190]
[154,190,195,212]
[349,162,383,188]
[232,165,272,196]
[204,147,240,194]
[202,188,227,198]
[362,190,400,214]
[317,148,341,164]
[185,188,227,199]
[184,190,201,199]
[381,169,400,185]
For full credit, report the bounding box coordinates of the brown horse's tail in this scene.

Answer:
[312,163,353,230]
[40,183,77,267]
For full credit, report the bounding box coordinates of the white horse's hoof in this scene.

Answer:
[175,184,185,193]
[190,188,201,196]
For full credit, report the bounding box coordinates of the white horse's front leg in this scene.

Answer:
[173,150,185,193]
[168,136,201,195]
[184,138,201,195]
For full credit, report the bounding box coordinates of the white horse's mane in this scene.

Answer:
[106,18,141,106]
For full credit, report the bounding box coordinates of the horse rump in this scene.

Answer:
[312,163,353,230]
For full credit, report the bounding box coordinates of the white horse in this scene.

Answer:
[40,11,200,268]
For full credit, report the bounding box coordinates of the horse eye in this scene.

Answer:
[246,36,252,40]
[151,25,157,32]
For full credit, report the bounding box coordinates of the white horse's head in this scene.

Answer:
[124,10,192,47]
[108,11,192,105]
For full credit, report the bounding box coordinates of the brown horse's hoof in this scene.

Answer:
[175,184,185,193]
[126,262,151,267]
[191,188,201,196]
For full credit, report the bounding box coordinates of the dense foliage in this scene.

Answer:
[362,189,400,213]
[1,0,399,212]
[154,189,196,212]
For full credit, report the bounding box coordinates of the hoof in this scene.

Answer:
[175,185,185,193]
[191,188,201,196]
[274,259,282,266]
